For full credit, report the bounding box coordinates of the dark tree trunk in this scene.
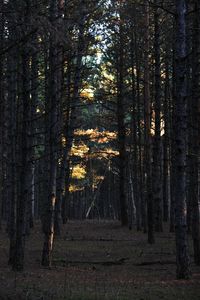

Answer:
[163,54,170,223]
[0,0,4,230]
[6,6,18,264]
[143,1,154,243]
[153,2,163,232]
[133,21,142,231]
[169,46,176,233]
[174,0,190,279]
[191,0,200,266]
[41,0,58,267]
[13,30,31,272]
[7,47,17,266]
[54,0,64,236]
[29,29,39,229]
[117,7,128,227]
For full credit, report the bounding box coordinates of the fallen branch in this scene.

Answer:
[135,260,175,266]
[54,257,129,266]
[64,237,136,242]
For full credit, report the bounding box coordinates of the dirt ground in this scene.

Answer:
[0,220,200,300]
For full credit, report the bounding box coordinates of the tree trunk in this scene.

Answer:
[153,1,163,232]
[0,0,4,230]
[117,6,128,227]
[191,0,200,266]
[13,31,30,272]
[143,0,154,243]
[169,45,176,233]
[163,54,170,222]
[174,0,190,279]
[133,21,142,231]
[41,0,58,267]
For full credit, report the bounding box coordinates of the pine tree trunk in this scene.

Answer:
[60,60,71,225]
[133,24,142,231]
[143,0,154,243]
[7,44,17,265]
[136,59,146,232]
[29,29,39,229]
[174,0,190,279]
[153,2,163,232]
[54,0,64,236]
[117,8,128,227]
[41,0,58,267]
[163,54,170,222]
[191,0,200,266]
[169,46,176,233]
[13,37,30,272]
[0,0,4,230]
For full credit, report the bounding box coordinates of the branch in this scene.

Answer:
[0,28,38,56]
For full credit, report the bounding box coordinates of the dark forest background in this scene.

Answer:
[0,0,200,291]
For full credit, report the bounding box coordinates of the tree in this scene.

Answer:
[191,0,200,265]
[41,0,61,267]
[143,0,154,243]
[152,0,163,233]
[117,1,128,226]
[174,0,190,279]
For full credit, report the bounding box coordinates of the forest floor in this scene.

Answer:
[0,220,200,300]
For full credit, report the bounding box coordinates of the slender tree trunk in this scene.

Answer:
[0,0,4,229]
[13,27,31,271]
[174,0,190,279]
[41,0,58,267]
[163,54,170,222]
[54,0,64,236]
[185,3,193,234]
[7,47,17,266]
[6,9,18,263]
[117,8,128,227]
[136,51,145,232]
[61,60,71,224]
[153,2,163,232]
[191,0,200,265]
[169,45,176,233]
[29,28,39,229]
[144,1,154,243]
[133,22,142,231]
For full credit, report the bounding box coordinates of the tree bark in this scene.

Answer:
[153,1,163,232]
[163,54,170,223]
[174,0,190,279]
[41,0,58,267]
[0,0,4,230]
[143,0,154,243]
[191,0,200,266]
[13,28,30,272]
[117,4,128,227]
